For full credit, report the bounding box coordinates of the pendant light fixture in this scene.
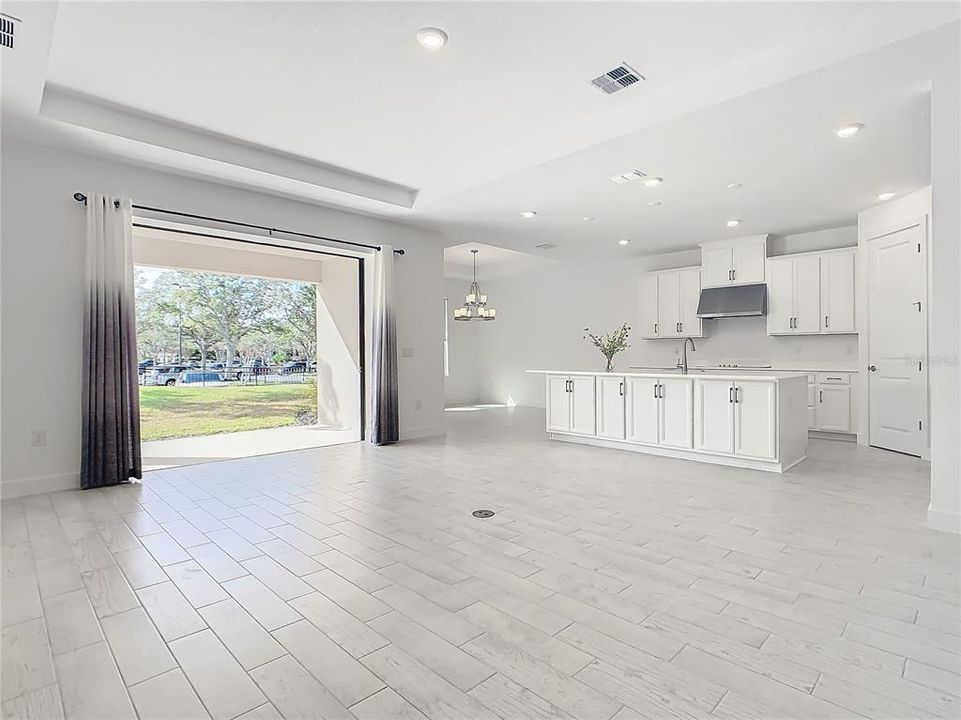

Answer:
[453,250,496,321]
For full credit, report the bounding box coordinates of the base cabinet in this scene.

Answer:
[626,377,693,448]
[694,379,775,459]
[596,375,626,440]
[815,385,852,432]
[546,375,596,435]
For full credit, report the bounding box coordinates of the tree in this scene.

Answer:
[269,282,317,360]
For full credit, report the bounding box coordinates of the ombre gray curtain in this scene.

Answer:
[370,244,399,445]
[81,193,142,489]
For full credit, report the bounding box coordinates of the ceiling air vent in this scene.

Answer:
[590,62,645,95]
[0,13,19,50]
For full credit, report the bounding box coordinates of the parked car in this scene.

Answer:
[149,364,189,386]
[137,359,155,375]
[280,360,307,374]
[177,370,225,385]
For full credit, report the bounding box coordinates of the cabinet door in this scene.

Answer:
[626,377,659,444]
[793,255,821,333]
[734,381,776,459]
[656,272,680,338]
[659,378,693,448]
[732,241,766,284]
[701,247,733,288]
[766,257,795,334]
[570,375,596,435]
[546,376,571,432]
[677,268,702,337]
[596,376,626,440]
[820,251,856,333]
[639,273,660,338]
[815,385,851,432]
[694,379,734,454]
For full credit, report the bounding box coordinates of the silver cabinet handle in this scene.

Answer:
[653,382,658,398]
[825,315,829,328]
[729,386,734,403]
[819,390,823,403]
[736,387,741,403]
[654,322,658,335]
[618,382,624,397]
[732,269,736,281]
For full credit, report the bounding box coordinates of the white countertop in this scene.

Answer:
[527,369,808,382]
[629,362,860,374]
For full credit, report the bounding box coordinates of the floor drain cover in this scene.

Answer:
[472,509,495,519]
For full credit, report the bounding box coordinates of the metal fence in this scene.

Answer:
[139,363,316,387]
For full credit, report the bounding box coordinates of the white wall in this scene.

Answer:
[468,229,859,409]
[0,138,447,497]
[443,278,483,406]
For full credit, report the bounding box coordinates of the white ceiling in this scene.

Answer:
[3,1,957,258]
[443,242,556,281]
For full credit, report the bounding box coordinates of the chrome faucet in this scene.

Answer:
[680,337,696,374]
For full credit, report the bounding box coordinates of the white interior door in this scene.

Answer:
[766,258,794,334]
[793,255,821,333]
[626,377,658,444]
[546,376,571,432]
[596,376,625,440]
[701,247,733,287]
[659,378,693,448]
[734,381,776,459]
[868,223,927,456]
[656,272,680,337]
[677,269,702,337]
[820,251,856,333]
[694,379,734,454]
[639,274,659,338]
[570,375,597,435]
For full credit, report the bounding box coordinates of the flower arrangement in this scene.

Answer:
[584,323,631,372]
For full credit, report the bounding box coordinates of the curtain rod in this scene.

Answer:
[72,192,404,255]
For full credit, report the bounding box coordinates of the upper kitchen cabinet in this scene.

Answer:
[767,247,856,336]
[700,235,769,288]
[640,266,703,339]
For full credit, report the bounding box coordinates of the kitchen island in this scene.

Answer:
[528,370,808,473]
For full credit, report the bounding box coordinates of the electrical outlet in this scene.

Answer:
[31,430,47,447]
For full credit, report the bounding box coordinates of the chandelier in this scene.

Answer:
[453,249,496,321]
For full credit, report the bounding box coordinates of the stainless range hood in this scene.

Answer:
[696,283,767,318]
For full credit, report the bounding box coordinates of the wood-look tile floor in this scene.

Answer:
[3,407,960,719]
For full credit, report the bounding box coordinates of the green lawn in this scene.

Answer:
[140,383,316,441]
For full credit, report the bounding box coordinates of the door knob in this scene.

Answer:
[868,365,877,372]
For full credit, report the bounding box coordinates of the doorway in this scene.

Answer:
[866,218,928,456]
[132,225,365,470]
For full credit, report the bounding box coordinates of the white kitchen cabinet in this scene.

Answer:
[658,378,694,448]
[533,370,808,473]
[767,248,856,336]
[546,374,596,434]
[699,235,768,288]
[570,375,597,435]
[639,274,659,339]
[626,376,693,448]
[626,376,659,443]
[596,375,626,440]
[820,250,856,333]
[694,378,776,459]
[733,380,777,459]
[816,385,852,432]
[766,254,820,334]
[641,267,702,339]
[694,379,735,454]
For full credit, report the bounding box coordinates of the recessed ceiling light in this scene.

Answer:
[582,216,595,222]
[726,219,741,228]
[520,210,537,218]
[416,27,448,50]
[643,176,664,187]
[727,183,742,190]
[618,239,631,246]
[647,201,661,207]
[836,123,864,139]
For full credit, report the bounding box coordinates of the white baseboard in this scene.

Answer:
[400,424,446,441]
[927,505,961,534]
[1,472,79,499]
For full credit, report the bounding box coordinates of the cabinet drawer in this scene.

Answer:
[817,373,850,385]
